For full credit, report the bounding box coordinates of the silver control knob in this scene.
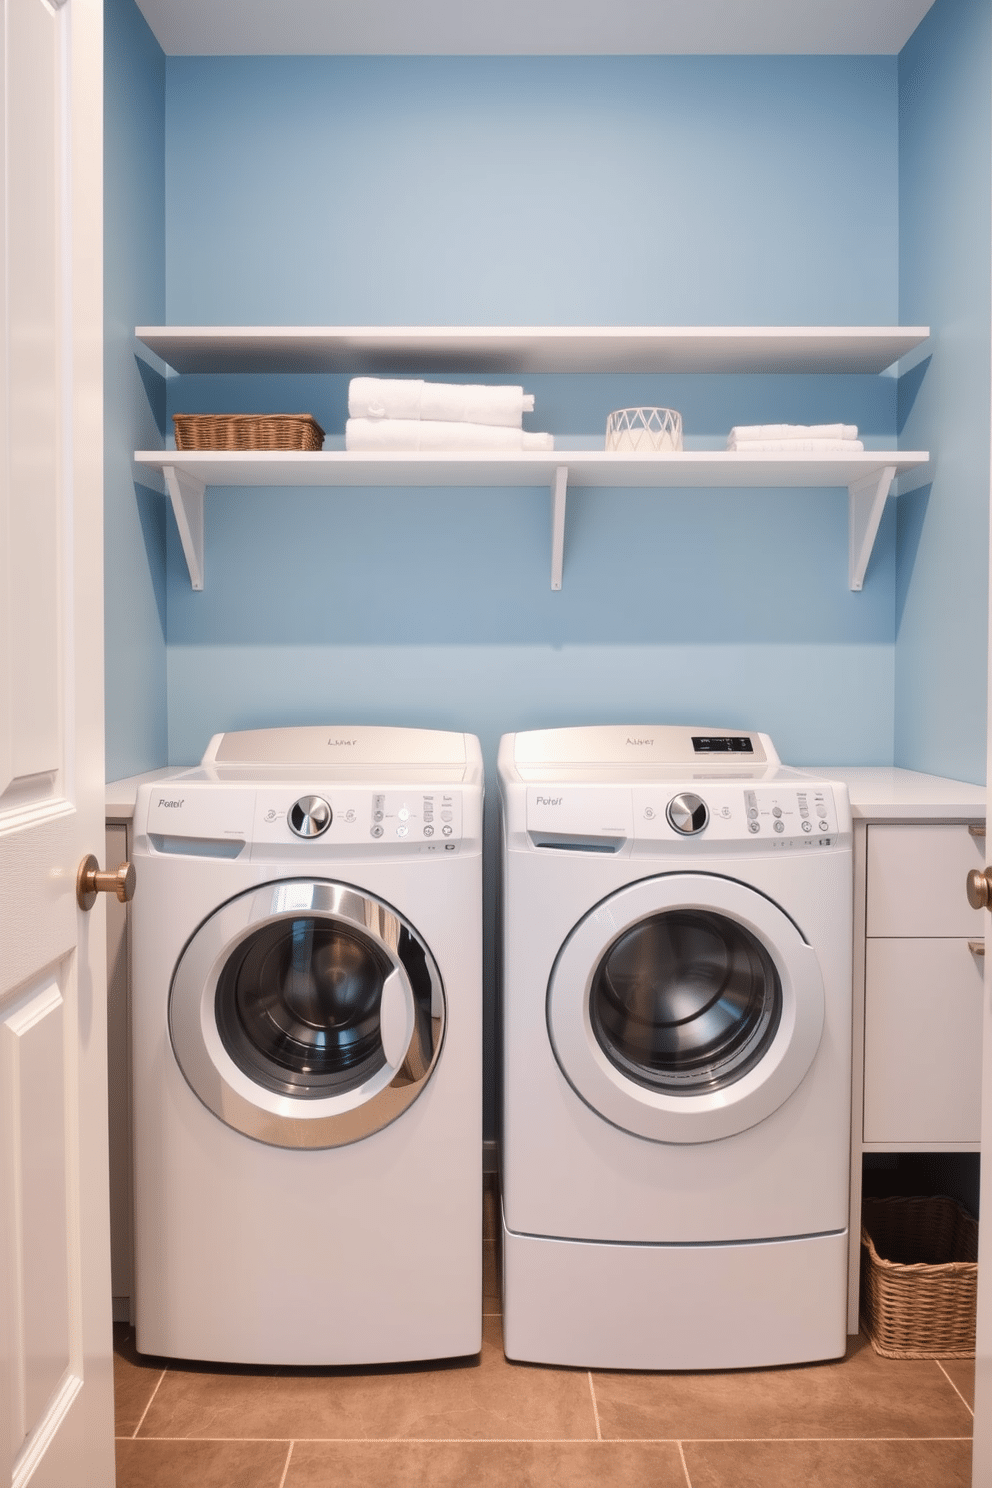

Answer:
[666,792,709,836]
[288,795,332,838]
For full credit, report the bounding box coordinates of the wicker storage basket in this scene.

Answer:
[172,413,325,452]
[861,1195,978,1358]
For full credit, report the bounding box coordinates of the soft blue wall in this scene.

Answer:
[163,56,901,770]
[896,0,991,784]
[104,0,167,780]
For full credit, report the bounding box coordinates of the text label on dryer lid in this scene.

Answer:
[327,738,357,745]
[158,798,184,807]
[626,737,653,745]
[536,796,563,806]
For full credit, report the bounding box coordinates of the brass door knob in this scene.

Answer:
[966,867,992,912]
[77,854,136,911]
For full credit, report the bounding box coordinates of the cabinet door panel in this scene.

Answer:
[863,937,983,1143]
[866,825,985,938]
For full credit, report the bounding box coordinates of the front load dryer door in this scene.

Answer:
[169,879,445,1148]
[547,873,825,1143]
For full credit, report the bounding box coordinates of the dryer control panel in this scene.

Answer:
[143,784,469,856]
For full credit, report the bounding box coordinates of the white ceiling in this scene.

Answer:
[133,0,938,58]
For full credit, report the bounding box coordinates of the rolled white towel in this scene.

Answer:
[727,423,858,445]
[346,418,554,452]
[728,438,865,453]
[349,377,535,428]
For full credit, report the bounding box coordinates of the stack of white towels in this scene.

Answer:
[726,423,863,453]
[345,378,554,452]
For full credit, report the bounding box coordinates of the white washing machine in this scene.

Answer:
[498,725,853,1370]
[130,725,483,1365]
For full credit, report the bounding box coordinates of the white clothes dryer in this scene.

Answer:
[498,725,853,1370]
[130,725,483,1365]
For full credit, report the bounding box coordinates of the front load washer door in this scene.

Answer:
[547,873,825,1144]
[169,879,445,1149]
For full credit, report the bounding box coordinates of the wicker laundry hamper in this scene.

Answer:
[860,1194,978,1358]
[172,413,325,451]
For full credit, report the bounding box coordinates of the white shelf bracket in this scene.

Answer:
[163,464,206,590]
[848,464,896,592]
[550,466,568,591]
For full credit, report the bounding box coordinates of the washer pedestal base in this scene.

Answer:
[501,1211,849,1370]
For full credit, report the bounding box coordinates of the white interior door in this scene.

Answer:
[0,0,114,1485]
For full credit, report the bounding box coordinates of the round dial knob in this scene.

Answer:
[288,795,332,838]
[666,792,709,836]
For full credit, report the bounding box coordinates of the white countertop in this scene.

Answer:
[106,764,986,823]
[801,766,985,821]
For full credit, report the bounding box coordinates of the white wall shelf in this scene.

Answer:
[136,324,929,375]
[137,448,929,593]
[135,323,930,591]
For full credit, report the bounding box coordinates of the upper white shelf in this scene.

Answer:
[135,324,931,376]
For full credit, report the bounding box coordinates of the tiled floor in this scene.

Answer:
[114,1180,975,1487]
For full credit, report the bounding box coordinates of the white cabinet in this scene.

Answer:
[862,825,986,1146]
[133,323,930,593]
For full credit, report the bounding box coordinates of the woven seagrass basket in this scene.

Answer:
[172,413,325,451]
[861,1194,978,1358]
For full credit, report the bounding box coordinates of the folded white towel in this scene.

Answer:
[346,418,554,452]
[349,378,535,428]
[728,438,865,453]
[727,423,858,445]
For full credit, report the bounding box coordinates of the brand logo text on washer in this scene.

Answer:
[626,738,653,745]
[536,796,562,806]
[327,739,357,746]
[158,799,183,808]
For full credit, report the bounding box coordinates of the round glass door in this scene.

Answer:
[590,909,782,1095]
[547,873,825,1144]
[170,880,445,1149]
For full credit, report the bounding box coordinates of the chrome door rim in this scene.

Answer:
[547,873,825,1144]
[169,879,445,1148]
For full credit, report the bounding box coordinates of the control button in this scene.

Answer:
[748,821,760,834]
[772,807,783,819]
[424,825,434,837]
[748,808,758,820]
[802,820,812,832]
[370,825,383,838]
[774,820,785,833]
[344,809,356,823]
[264,809,278,822]
[288,795,332,839]
[444,843,456,851]
[819,820,829,831]
[719,806,732,819]
[667,793,709,836]
[396,825,408,838]
[442,825,453,837]
[643,806,656,820]
[373,810,384,822]
[441,810,453,822]
[398,807,410,821]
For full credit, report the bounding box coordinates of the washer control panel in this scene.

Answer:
[633,782,843,848]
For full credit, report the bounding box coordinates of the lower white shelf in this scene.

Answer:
[135,448,929,592]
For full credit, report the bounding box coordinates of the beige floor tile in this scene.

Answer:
[113,1325,170,1438]
[592,1333,973,1441]
[115,1437,290,1488]
[939,1357,976,1412]
[286,1440,688,1487]
[138,1316,595,1442]
[683,1437,972,1488]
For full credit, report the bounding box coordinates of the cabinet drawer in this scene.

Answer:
[866,824,985,938]
[863,937,983,1144]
